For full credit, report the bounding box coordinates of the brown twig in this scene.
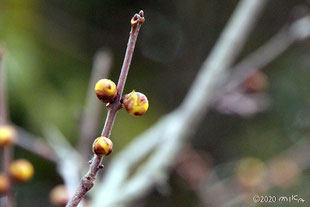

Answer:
[66,11,145,207]
[0,49,13,207]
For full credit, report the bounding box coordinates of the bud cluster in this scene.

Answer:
[93,77,150,157]
[0,125,34,195]
[0,52,35,197]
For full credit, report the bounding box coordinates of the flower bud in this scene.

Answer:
[123,90,149,116]
[9,159,34,182]
[95,79,117,103]
[92,136,113,156]
[236,157,266,189]
[0,125,17,146]
[49,184,69,207]
[0,174,9,195]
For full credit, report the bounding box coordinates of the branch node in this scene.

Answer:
[82,176,94,191]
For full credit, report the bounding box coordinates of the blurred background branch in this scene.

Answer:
[44,126,82,203]
[0,49,14,207]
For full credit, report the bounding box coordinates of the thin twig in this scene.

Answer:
[0,49,7,125]
[0,48,13,207]
[93,1,267,206]
[79,50,113,158]
[66,11,145,207]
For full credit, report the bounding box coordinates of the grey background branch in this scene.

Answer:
[44,126,83,205]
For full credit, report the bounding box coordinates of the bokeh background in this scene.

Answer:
[1,0,310,206]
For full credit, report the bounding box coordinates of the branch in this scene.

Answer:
[0,48,13,207]
[0,48,7,125]
[66,11,145,207]
[93,0,267,206]
[79,50,113,158]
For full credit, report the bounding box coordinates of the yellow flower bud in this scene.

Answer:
[123,90,149,116]
[49,184,69,207]
[0,174,9,195]
[0,125,17,146]
[92,136,113,156]
[9,159,34,182]
[94,79,117,103]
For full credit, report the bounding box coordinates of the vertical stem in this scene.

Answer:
[101,12,144,138]
[2,147,13,207]
[0,49,13,207]
[116,17,142,98]
[66,11,145,207]
[0,49,7,125]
